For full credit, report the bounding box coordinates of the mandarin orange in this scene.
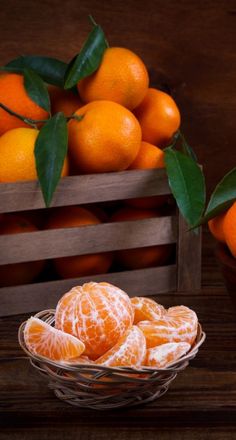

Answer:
[131,296,165,324]
[208,212,227,243]
[223,202,236,257]
[145,342,191,368]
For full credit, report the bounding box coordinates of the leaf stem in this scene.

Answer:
[0,102,48,128]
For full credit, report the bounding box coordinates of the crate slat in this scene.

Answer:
[0,216,177,265]
[0,169,171,213]
[0,265,177,316]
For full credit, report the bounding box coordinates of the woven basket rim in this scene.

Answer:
[18,308,206,374]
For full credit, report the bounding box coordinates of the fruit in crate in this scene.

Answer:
[46,206,113,278]
[0,214,45,287]
[22,282,199,369]
[55,282,134,359]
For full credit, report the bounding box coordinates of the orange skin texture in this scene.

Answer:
[77,47,149,110]
[95,325,146,367]
[48,85,83,117]
[208,212,227,243]
[223,202,236,257]
[134,88,181,147]
[111,207,174,270]
[131,297,165,324]
[55,282,134,360]
[68,100,142,174]
[127,140,167,209]
[0,214,45,287]
[24,317,85,362]
[0,73,49,135]
[46,206,113,279]
[0,127,69,183]
[138,306,198,347]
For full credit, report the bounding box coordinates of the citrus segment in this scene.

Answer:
[145,342,191,368]
[95,325,146,367]
[138,306,198,347]
[55,282,134,360]
[131,296,165,324]
[24,317,85,362]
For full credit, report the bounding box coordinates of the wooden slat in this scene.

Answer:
[0,216,177,264]
[0,169,171,213]
[177,213,202,291]
[0,265,177,316]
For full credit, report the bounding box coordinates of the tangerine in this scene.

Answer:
[131,296,165,324]
[78,47,149,110]
[145,342,191,368]
[55,282,134,360]
[223,202,236,257]
[208,212,227,243]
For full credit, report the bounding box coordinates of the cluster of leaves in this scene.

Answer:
[1,16,236,228]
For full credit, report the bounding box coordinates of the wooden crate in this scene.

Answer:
[0,169,201,317]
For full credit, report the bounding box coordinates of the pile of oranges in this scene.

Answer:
[208,203,236,259]
[23,281,198,369]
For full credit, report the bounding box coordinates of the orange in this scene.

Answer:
[131,297,165,324]
[145,342,191,368]
[0,73,49,135]
[77,47,149,110]
[0,127,69,183]
[24,317,85,362]
[95,325,146,367]
[46,206,113,278]
[127,140,167,209]
[48,85,83,117]
[55,282,134,360]
[208,212,227,243]
[134,88,181,147]
[111,207,174,269]
[223,202,236,257]
[138,306,198,348]
[0,213,45,287]
[68,100,142,173]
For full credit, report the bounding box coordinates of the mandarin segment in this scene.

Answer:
[145,342,191,368]
[138,306,198,347]
[55,282,134,360]
[95,325,146,367]
[24,317,85,362]
[131,296,165,324]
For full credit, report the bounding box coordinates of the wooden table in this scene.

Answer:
[1,243,236,440]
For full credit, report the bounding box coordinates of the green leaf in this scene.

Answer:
[179,131,198,162]
[64,22,108,89]
[23,68,50,112]
[3,56,67,87]
[199,167,236,224]
[35,113,68,207]
[164,147,206,227]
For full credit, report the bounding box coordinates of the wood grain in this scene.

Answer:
[0,265,177,316]
[0,169,171,213]
[0,216,177,264]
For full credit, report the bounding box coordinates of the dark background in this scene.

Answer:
[0,0,236,244]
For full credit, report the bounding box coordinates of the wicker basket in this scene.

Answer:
[18,309,206,410]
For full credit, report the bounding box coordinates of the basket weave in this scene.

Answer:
[18,309,206,410]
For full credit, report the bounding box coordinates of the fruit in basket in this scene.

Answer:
[68,100,142,173]
[95,325,146,367]
[48,85,83,117]
[131,297,165,324]
[127,140,168,209]
[134,88,181,147]
[46,206,113,278]
[0,73,49,135]
[138,305,198,347]
[223,202,236,257]
[0,127,69,183]
[55,282,134,360]
[111,207,174,269]
[0,214,45,287]
[24,317,85,362]
[208,212,226,243]
[145,342,191,368]
[77,47,149,110]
